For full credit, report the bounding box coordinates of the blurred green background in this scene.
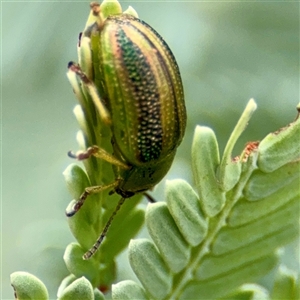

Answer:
[2,1,299,299]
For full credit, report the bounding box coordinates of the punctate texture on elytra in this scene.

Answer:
[99,14,186,166]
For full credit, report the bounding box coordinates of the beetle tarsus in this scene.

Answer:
[65,208,76,217]
[66,191,89,217]
[67,150,77,159]
[65,201,83,217]
[67,147,96,160]
[68,62,91,85]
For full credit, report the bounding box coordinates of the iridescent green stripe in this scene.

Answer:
[117,27,163,162]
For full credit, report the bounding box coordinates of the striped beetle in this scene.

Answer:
[67,2,186,259]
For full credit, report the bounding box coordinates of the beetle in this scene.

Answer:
[66,2,186,259]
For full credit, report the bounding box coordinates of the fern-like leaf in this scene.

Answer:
[112,100,300,299]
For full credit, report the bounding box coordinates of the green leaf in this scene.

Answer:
[244,161,300,201]
[191,126,226,216]
[63,164,91,201]
[258,111,300,172]
[271,265,298,300]
[180,254,278,299]
[195,226,296,281]
[112,280,148,300]
[94,289,106,300]
[58,277,94,300]
[228,180,299,227]
[146,202,190,273]
[212,195,298,255]
[63,243,100,287]
[57,274,77,298]
[10,272,49,300]
[166,179,207,246]
[113,100,300,299]
[129,239,172,299]
[223,283,270,300]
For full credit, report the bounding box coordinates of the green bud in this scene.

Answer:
[58,277,94,300]
[10,272,49,300]
[63,243,100,286]
[63,164,90,200]
[57,274,77,299]
[100,0,122,20]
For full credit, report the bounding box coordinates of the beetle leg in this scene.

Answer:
[68,146,131,169]
[68,62,111,125]
[83,196,126,260]
[143,192,156,203]
[66,180,120,217]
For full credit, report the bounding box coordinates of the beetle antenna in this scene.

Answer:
[83,197,126,260]
[144,192,156,203]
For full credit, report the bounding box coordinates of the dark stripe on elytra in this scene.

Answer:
[116,26,163,163]
[129,19,182,147]
[139,20,181,144]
